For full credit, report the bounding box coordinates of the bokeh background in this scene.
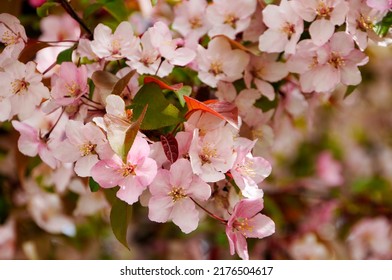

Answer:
[1,0,392,259]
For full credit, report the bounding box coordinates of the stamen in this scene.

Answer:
[168,187,187,202]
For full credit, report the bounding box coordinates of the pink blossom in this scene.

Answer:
[316,151,344,186]
[243,4,267,43]
[148,158,211,233]
[0,61,50,120]
[292,0,349,46]
[258,0,304,54]
[127,22,195,77]
[29,0,46,7]
[53,120,113,177]
[0,218,16,259]
[91,136,157,205]
[172,0,211,47]
[189,127,236,182]
[206,0,257,39]
[346,0,383,50]
[0,13,27,58]
[288,32,369,93]
[366,0,392,12]
[231,138,272,198]
[348,217,392,259]
[51,62,88,106]
[12,120,59,169]
[35,14,80,74]
[226,199,275,260]
[289,232,331,259]
[196,37,250,87]
[91,22,139,61]
[244,54,288,100]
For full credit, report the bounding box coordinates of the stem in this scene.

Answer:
[82,95,103,106]
[42,61,57,75]
[42,108,65,140]
[190,197,227,224]
[154,57,165,76]
[81,99,104,110]
[58,0,93,39]
[37,39,78,44]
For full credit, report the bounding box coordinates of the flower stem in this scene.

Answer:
[58,0,93,39]
[190,197,227,224]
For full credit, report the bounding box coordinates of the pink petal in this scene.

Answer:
[134,157,157,186]
[254,79,275,100]
[234,232,249,260]
[340,65,362,86]
[168,47,196,66]
[148,196,173,223]
[127,136,150,163]
[187,175,211,201]
[312,64,340,93]
[330,1,349,25]
[259,29,288,53]
[117,176,145,204]
[149,169,171,196]
[171,199,199,233]
[246,213,275,239]
[53,139,80,163]
[74,154,99,177]
[233,198,264,219]
[309,19,334,46]
[169,159,193,190]
[90,158,122,188]
[330,32,355,56]
[262,5,285,29]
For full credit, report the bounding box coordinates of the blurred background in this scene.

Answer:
[1,0,392,259]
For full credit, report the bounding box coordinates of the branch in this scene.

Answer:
[57,0,93,39]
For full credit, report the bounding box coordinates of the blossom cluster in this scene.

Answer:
[0,0,391,260]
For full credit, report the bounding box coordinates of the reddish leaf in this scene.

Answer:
[19,40,50,64]
[144,76,183,91]
[160,134,179,163]
[184,96,240,129]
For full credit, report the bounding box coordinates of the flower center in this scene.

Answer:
[11,79,29,95]
[111,39,122,56]
[282,22,295,39]
[168,187,187,202]
[79,142,96,156]
[357,14,374,32]
[316,2,334,19]
[65,82,80,97]
[120,162,137,177]
[209,61,223,76]
[224,13,239,29]
[189,16,202,29]
[199,144,218,164]
[328,52,345,69]
[236,159,256,177]
[2,30,20,46]
[233,217,253,236]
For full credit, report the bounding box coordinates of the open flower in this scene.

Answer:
[91,21,139,61]
[50,62,88,106]
[0,13,27,58]
[91,135,157,205]
[258,0,304,54]
[226,198,275,260]
[206,0,257,39]
[148,158,211,233]
[196,37,249,87]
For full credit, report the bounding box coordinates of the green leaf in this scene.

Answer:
[344,85,357,99]
[254,95,278,112]
[97,0,128,22]
[112,70,137,96]
[83,3,104,19]
[374,11,392,37]
[110,197,132,250]
[151,0,158,6]
[130,84,184,130]
[37,2,59,17]
[122,105,148,162]
[174,85,192,107]
[56,45,76,64]
[88,177,100,192]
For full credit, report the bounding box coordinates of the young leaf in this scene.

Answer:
[97,0,128,22]
[112,70,137,96]
[160,134,179,163]
[174,85,192,107]
[184,96,240,129]
[19,41,50,64]
[131,84,183,130]
[91,70,119,104]
[37,2,59,18]
[122,105,148,162]
[344,85,358,99]
[151,0,158,6]
[56,45,76,64]
[88,177,100,192]
[143,76,183,91]
[110,197,132,250]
